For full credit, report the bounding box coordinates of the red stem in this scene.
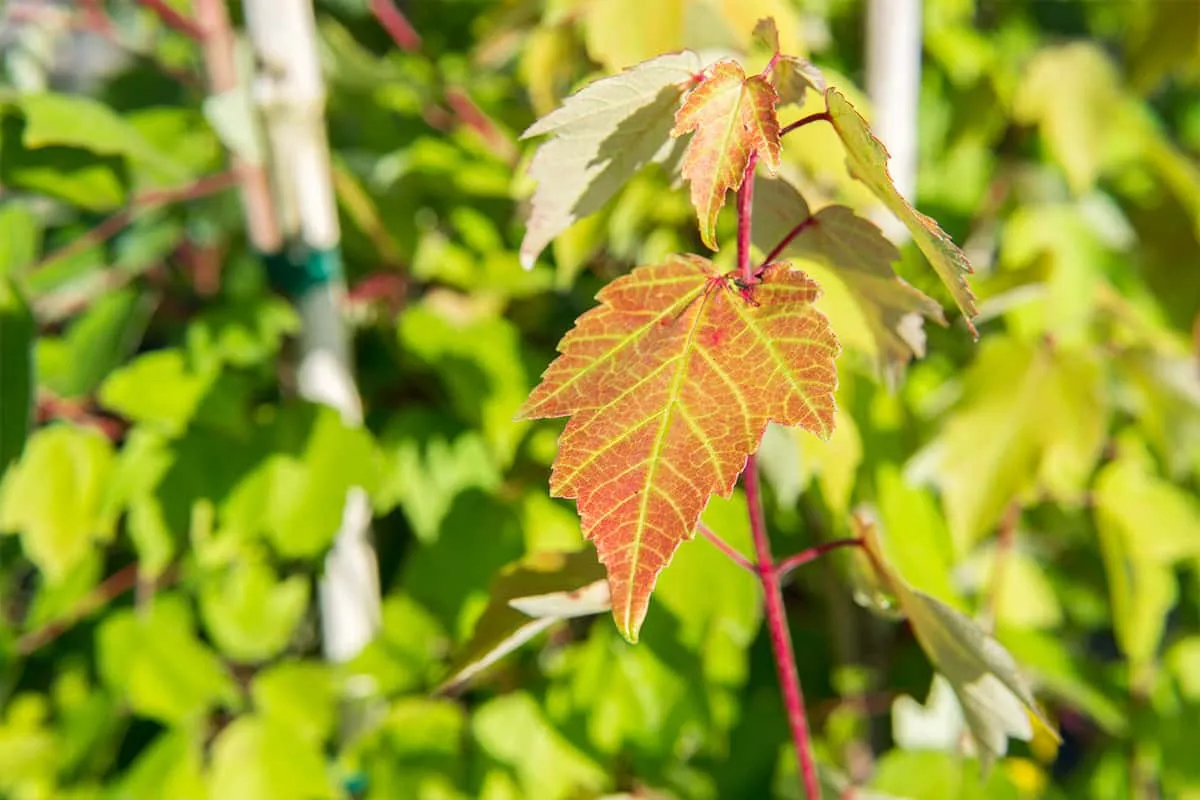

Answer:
[735,150,819,799]
[135,0,205,40]
[698,523,755,573]
[745,456,821,799]
[780,111,831,137]
[737,151,759,284]
[370,0,422,52]
[31,170,238,272]
[775,538,863,580]
[762,216,817,267]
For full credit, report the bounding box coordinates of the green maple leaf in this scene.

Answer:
[911,336,1106,551]
[519,51,702,268]
[825,88,978,333]
[751,175,945,377]
[519,255,839,641]
[751,17,826,108]
[856,514,1059,771]
[672,60,782,251]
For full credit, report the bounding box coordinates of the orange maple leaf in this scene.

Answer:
[672,61,782,251]
[519,255,839,641]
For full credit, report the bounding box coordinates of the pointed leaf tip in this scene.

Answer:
[825,88,978,333]
[522,254,838,641]
[672,61,782,250]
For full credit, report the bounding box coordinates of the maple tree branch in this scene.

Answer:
[698,523,755,572]
[370,0,422,52]
[762,215,817,267]
[780,111,831,137]
[31,170,239,272]
[135,0,206,40]
[743,456,821,800]
[737,151,759,285]
[16,564,177,654]
[775,537,864,580]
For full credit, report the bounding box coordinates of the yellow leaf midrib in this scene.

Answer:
[623,283,714,636]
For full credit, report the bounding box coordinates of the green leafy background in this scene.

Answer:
[1,1,1198,798]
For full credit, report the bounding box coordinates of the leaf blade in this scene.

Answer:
[825,88,978,333]
[523,255,838,641]
[672,61,782,250]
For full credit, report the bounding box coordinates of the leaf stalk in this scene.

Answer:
[780,111,831,137]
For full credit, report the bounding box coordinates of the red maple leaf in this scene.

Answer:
[519,255,839,641]
[672,61,782,251]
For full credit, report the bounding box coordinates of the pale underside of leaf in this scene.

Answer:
[520,255,838,641]
[825,88,978,335]
[438,549,609,694]
[672,61,782,251]
[857,515,1057,771]
[751,175,944,376]
[518,51,702,269]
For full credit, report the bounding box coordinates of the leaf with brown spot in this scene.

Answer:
[519,255,839,641]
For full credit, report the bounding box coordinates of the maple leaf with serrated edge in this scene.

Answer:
[751,175,945,378]
[671,61,782,251]
[518,51,702,269]
[854,513,1059,772]
[825,88,978,335]
[751,17,826,108]
[518,255,839,641]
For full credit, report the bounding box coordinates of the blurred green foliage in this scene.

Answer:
[0,1,1198,798]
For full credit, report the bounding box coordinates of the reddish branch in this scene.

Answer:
[780,111,831,137]
[762,216,817,267]
[776,538,863,579]
[32,170,238,271]
[734,154,820,800]
[698,523,755,572]
[369,0,422,52]
[16,563,176,654]
[135,0,205,40]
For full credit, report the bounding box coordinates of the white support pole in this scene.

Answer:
[865,0,923,243]
[241,0,381,684]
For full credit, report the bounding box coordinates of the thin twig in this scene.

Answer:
[745,456,821,799]
[780,111,831,137]
[762,215,817,267]
[30,170,238,272]
[775,538,864,580]
[370,0,422,52]
[698,523,755,572]
[135,0,205,40]
[16,564,176,654]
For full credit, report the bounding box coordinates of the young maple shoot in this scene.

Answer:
[506,14,1054,793]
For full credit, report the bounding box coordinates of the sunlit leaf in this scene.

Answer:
[198,560,311,663]
[97,596,239,725]
[520,254,838,641]
[910,337,1106,551]
[857,514,1057,770]
[438,549,609,694]
[519,51,701,268]
[0,424,116,581]
[825,88,977,333]
[672,60,781,250]
[98,349,214,437]
[209,716,336,800]
[751,17,826,108]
